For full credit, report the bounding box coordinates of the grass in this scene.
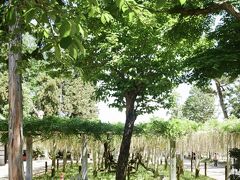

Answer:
[33,163,214,180]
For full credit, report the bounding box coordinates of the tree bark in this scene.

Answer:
[51,139,57,177]
[214,79,228,119]
[8,3,24,180]
[170,139,177,180]
[92,140,97,177]
[62,147,67,172]
[116,93,137,180]
[81,134,88,180]
[26,136,33,180]
[169,2,240,21]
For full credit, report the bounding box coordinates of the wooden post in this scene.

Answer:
[169,139,177,180]
[225,165,228,180]
[45,161,47,174]
[26,136,33,180]
[79,165,81,174]
[57,158,59,171]
[190,158,193,172]
[51,167,55,177]
[204,162,207,176]
[177,166,180,180]
[81,134,88,180]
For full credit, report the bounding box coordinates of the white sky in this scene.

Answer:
[97,84,191,124]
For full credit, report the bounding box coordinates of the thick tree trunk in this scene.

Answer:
[81,134,88,180]
[116,93,137,180]
[214,79,228,119]
[26,136,33,180]
[170,139,177,180]
[8,4,24,180]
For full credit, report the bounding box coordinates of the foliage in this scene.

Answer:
[182,86,215,123]
[221,116,240,133]
[81,15,184,115]
[0,72,8,118]
[200,119,222,132]
[224,78,240,118]
[0,71,34,118]
[148,118,199,140]
[0,59,98,119]
[184,12,240,84]
[33,73,61,116]
[0,116,150,142]
[62,78,97,119]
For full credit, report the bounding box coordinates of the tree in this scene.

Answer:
[182,86,215,123]
[63,78,97,119]
[0,1,98,177]
[80,13,187,177]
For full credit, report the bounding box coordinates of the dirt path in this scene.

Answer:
[0,159,55,179]
[184,159,226,180]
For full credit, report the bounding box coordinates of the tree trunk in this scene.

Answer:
[81,134,88,180]
[8,4,24,180]
[97,141,101,170]
[62,147,67,172]
[92,140,97,177]
[116,93,137,180]
[170,139,177,180]
[195,155,200,178]
[214,79,228,119]
[51,139,57,177]
[26,136,33,180]
[164,155,168,170]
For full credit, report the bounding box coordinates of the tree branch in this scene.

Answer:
[169,2,240,21]
[221,2,240,21]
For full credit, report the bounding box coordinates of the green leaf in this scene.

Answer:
[78,24,85,38]
[6,6,16,25]
[128,12,135,22]
[43,29,50,38]
[70,21,77,35]
[41,43,53,52]
[79,43,86,56]
[59,20,72,38]
[179,0,186,5]
[24,8,35,23]
[121,4,128,13]
[100,14,106,24]
[41,13,49,24]
[116,0,125,11]
[72,38,82,49]
[60,36,72,49]
[54,44,61,59]
[68,44,78,59]
[100,13,113,24]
